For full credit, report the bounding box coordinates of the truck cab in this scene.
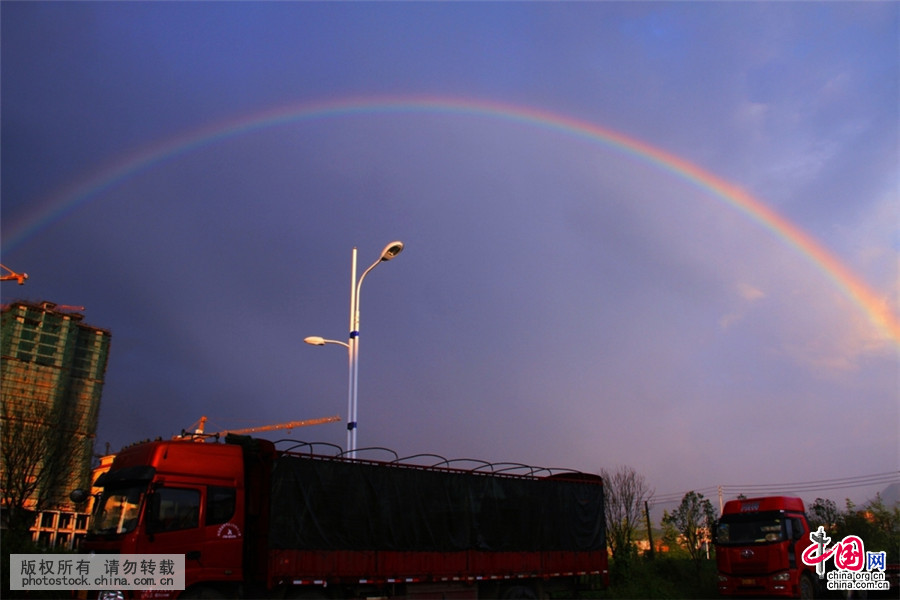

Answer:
[715,496,818,598]
[83,440,249,598]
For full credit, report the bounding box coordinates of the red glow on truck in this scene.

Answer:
[81,435,608,599]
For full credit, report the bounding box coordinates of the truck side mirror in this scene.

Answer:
[145,490,161,538]
[792,524,803,541]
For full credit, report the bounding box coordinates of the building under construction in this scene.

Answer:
[1,300,111,548]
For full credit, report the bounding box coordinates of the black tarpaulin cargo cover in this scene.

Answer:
[268,454,604,552]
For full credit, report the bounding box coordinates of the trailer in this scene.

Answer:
[80,435,608,599]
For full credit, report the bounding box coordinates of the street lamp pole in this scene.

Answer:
[347,247,359,458]
[305,241,404,458]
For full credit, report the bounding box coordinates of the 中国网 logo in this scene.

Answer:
[801,526,890,593]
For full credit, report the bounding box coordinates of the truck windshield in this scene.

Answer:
[717,511,786,545]
[90,485,145,535]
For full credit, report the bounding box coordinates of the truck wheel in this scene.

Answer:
[799,574,816,600]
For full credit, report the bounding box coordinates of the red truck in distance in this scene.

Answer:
[715,496,818,598]
[79,435,608,599]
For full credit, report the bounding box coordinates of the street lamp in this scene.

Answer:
[303,336,349,349]
[305,241,404,458]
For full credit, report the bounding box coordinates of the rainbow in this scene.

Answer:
[4,95,898,342]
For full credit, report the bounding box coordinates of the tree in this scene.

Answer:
[808,497,840,530]
[662,491,717,567]
[1,398,87,545]
[836,495,900,563]
[601,466,653,562]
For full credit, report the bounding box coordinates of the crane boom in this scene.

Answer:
[176,415,341,439]
[0,264,28,285]
[218,416,341,436]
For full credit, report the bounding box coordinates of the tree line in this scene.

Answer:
[602,465,900,583]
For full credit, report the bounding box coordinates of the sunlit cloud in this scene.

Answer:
[719,282,765,331]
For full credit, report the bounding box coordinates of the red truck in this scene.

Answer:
[715,496,818,598]
[79,435,608,599]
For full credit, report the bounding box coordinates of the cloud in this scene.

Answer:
[719,282,766,331]
[738,282,766,302]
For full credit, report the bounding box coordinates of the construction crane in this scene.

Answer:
[175,415,341,440]
[1,264,28,285]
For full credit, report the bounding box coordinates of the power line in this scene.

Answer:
[650,487,719,506]
[649,471,899,507]
[724,471,899,491]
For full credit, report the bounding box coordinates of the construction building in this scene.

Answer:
[1,300,111,548]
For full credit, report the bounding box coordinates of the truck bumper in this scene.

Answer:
[717,572,797,597]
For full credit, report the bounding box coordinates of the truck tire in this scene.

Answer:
[799,574,816,600]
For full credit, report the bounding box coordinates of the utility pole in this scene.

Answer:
[644,500,655,559]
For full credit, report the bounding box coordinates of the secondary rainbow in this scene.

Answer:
[4,95,897,342]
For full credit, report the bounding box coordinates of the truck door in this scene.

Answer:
[788,515,817,596]
[145,486,204,588]
[202,485,242,581]
[144,485,242,589]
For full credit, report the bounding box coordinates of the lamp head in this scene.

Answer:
[380,241,404,262]
[303,336,326,346]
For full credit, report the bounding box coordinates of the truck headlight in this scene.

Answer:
[772,571,791,582]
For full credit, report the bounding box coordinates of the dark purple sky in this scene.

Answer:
[2,1,897,510]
